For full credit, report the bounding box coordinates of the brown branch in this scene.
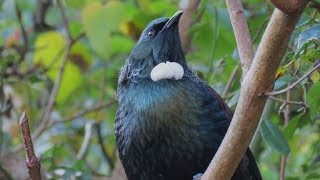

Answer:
[14,0,28,62]
[96,123,115,169]
[32,0,74,139]
[0,164,14,180]
[201,4,307,179]
[34,0,53,31]
[76,122,94,159]
[269,0,309,13]
[226,0,254,75]
[280,156,287,180]
[56,0,72,40]
[280,84,291,180]
[268,96,308,108]
[179,0,201,53]
[52,99,117,125]
[19,112,41,180]
[264,62,320,96]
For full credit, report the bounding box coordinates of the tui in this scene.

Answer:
[115,11,262,180]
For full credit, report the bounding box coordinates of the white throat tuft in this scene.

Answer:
[150,61,184,81]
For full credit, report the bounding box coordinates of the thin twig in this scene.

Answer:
[0,164,13,180]
[179,0,201,52]
[14,0,28,62]
[56,0,72,40]
[96,123,115,169]
[268,96,308,108]
[280,84,291,180]
[264,62,320,96]
[32,0,74,140]
[32,42,71,139]
[252,18,269,44]
[19,112,41,180]
[52,99,117,125]
[71,32,86,45]
[280,156,287,180]
[222,64,240,98]
[77,121,94,159]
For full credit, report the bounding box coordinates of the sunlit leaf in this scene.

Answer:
[82,1,134,58]
[34,31,89,104]
[310,71,320,83]
[261,119,290,155]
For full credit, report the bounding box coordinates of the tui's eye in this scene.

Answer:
[147,29,156,38]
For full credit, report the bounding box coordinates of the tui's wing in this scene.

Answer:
[205,85,262,180]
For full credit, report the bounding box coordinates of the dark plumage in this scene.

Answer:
[115,11,262,180]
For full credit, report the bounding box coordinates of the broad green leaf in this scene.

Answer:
[297,25,320,49]
[65,0,87,9]
[34,31,65,72]
[82,1,134,58]
[110,35,134,55]
[34,32,89,104]
[283,115,301,141]
[307,82,320,119]
[261,119,290,155]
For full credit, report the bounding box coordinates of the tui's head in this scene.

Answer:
[130,11,186,66]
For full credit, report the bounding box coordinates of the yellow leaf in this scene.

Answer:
[34,31,87,104]
[310,71,320,83]
[276,66,286,79]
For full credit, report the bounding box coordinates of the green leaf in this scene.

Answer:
[65,0,87,9]
[283,115,300,141]
[307,82,320,119]
[261,119,291,155]
[34,31,89,104]
[297,25,320,49]
[110,35,134,55]
[306,173,320,180]
[82,1,134,58]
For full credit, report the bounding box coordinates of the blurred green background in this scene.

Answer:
[1,0,320,179]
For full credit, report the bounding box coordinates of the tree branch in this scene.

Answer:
[179,0,201,52]
[201,3,307,179]
[19,112,41,180]
[56,0,72,40]
[52,99,116,125]
[96,123,115,169]
[267,96,308,109]
[76,121,94,160]
[222,64,240,98]
[32,0,73,140]
[264,62,320,96]
[226,0,254,75]
[14,0,28,61]
[280,84,291,180]
[269,0,309,13]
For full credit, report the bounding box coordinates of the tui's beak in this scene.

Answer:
[161,10,183,31]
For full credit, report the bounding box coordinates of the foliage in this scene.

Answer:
[0,0,320,179]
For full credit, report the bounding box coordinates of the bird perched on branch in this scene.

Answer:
[115,11,262,180]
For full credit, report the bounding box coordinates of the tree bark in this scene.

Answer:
[201,3,308,179]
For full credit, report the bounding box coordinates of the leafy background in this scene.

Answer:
[0,0,320,179]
